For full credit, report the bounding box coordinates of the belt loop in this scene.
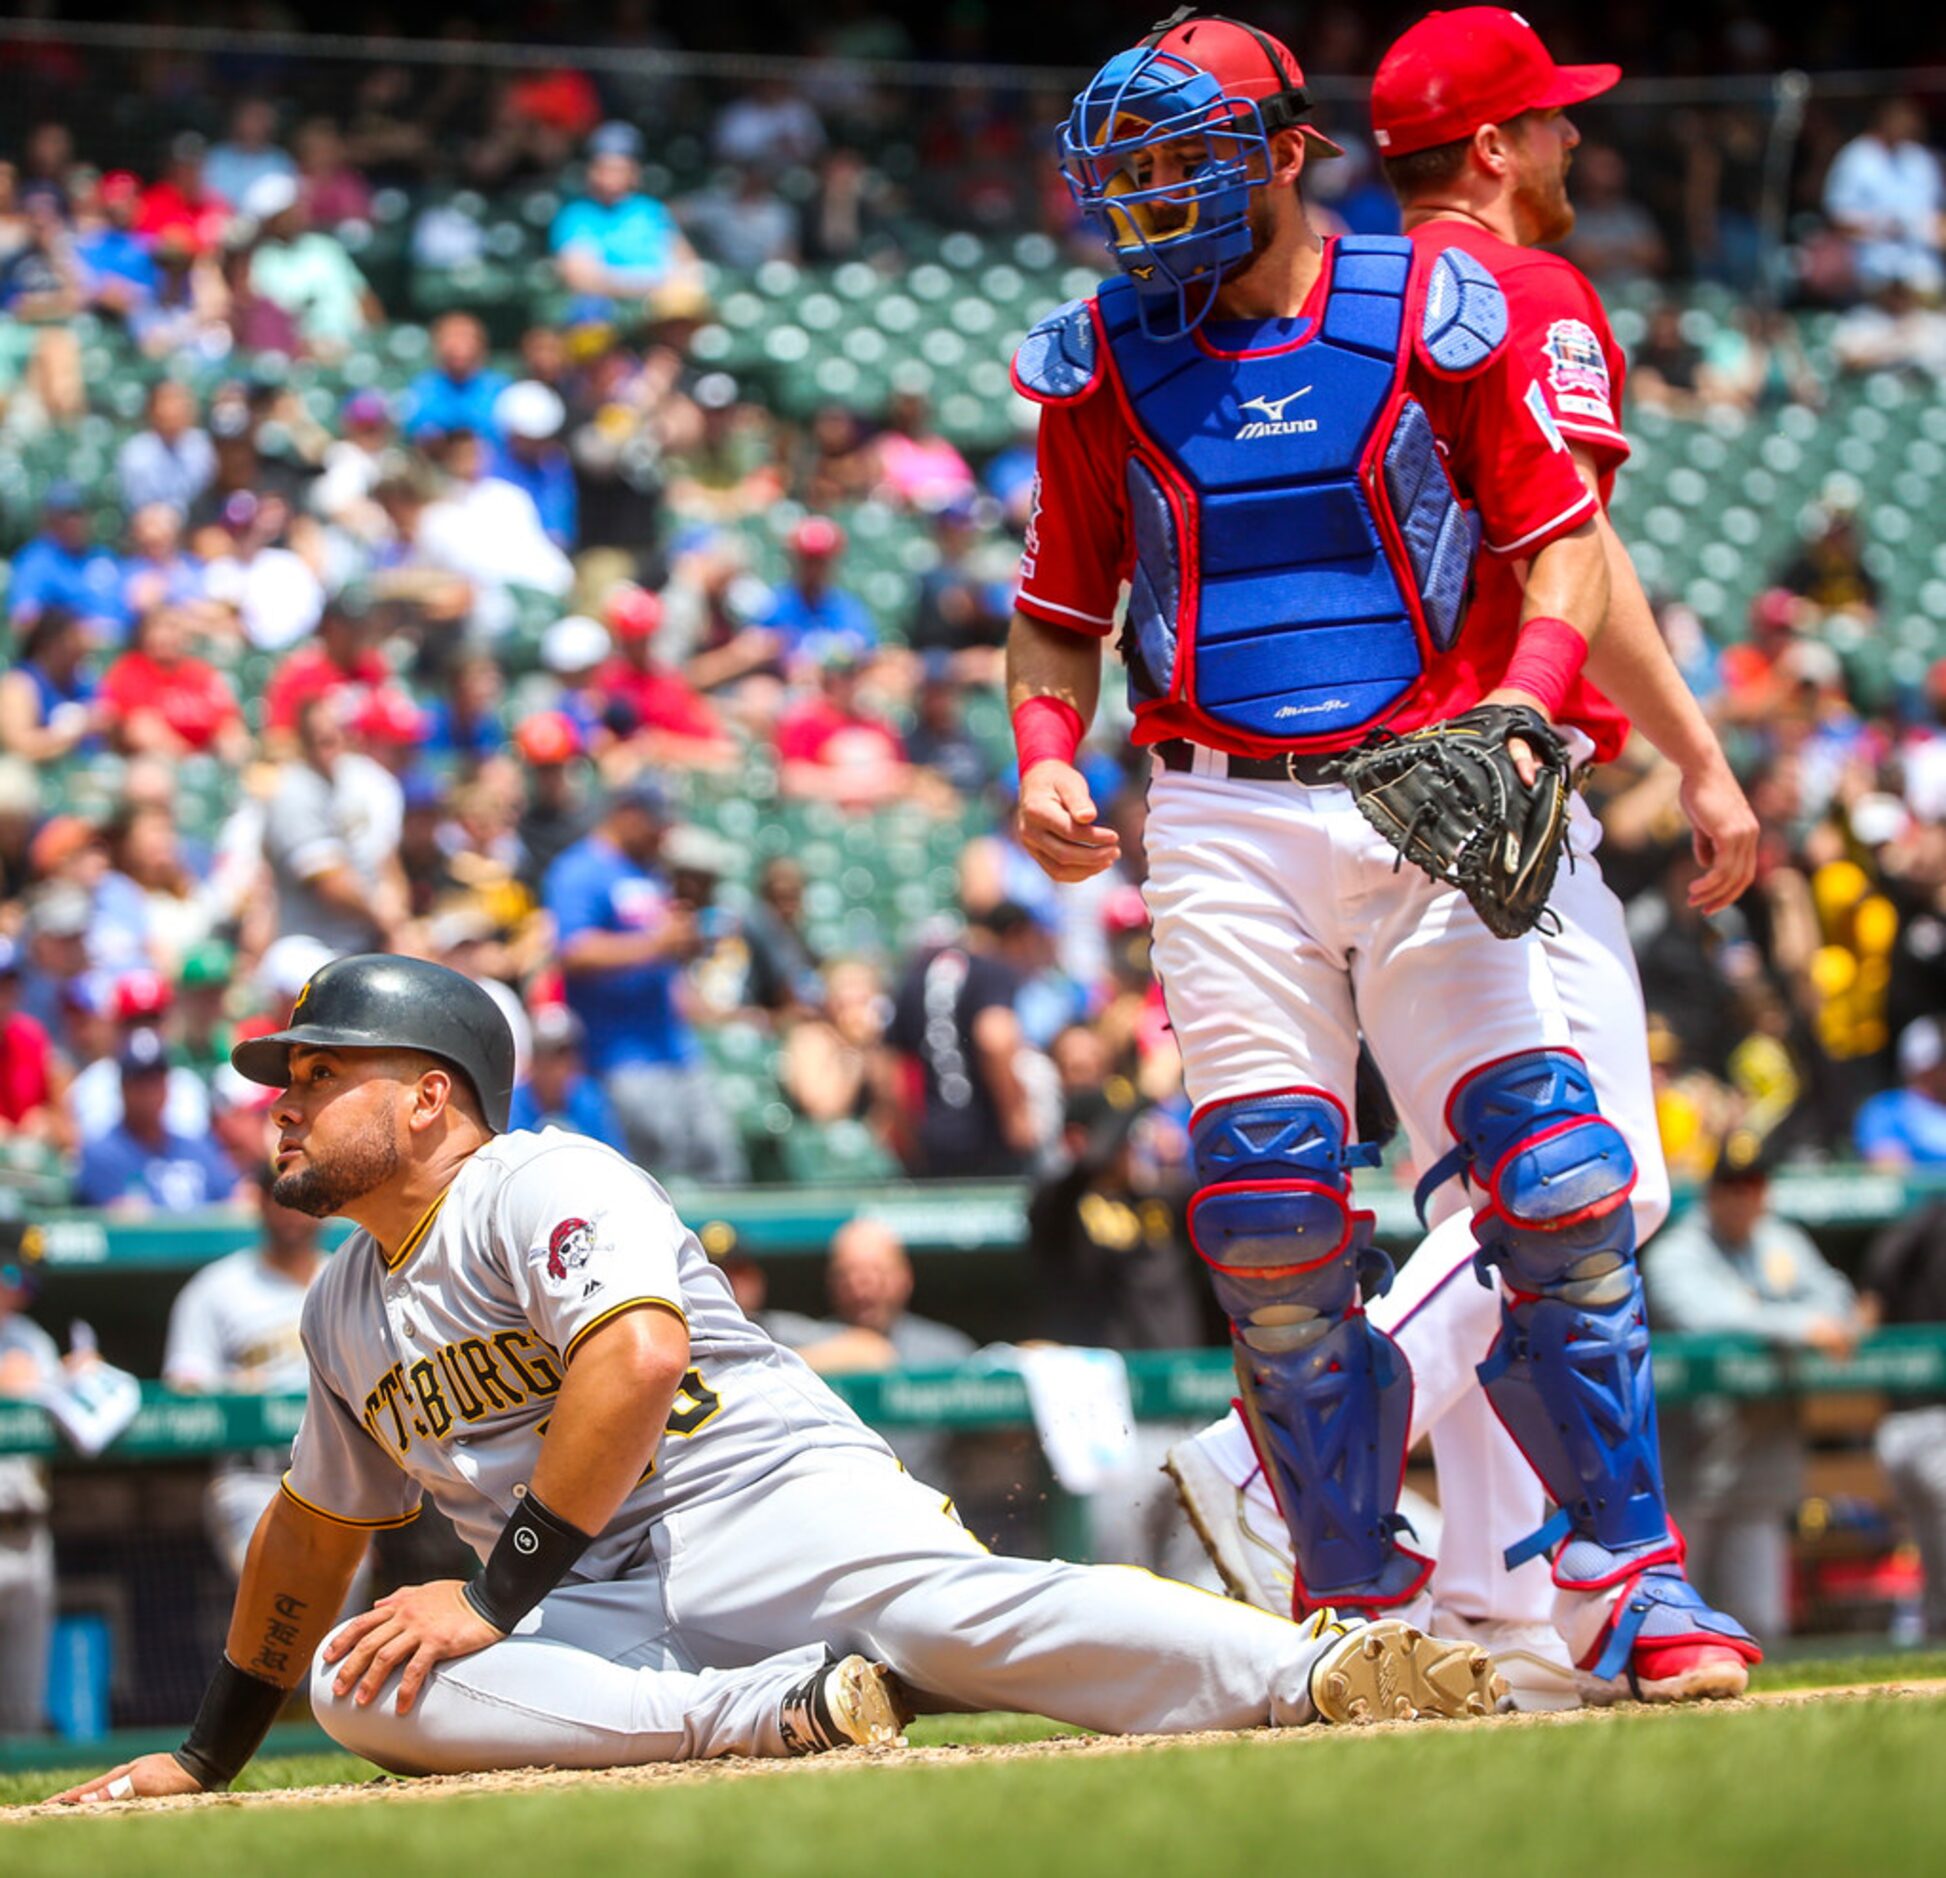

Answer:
[1194,744,1223,780]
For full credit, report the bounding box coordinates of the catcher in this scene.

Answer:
[1009,7,1753,1675]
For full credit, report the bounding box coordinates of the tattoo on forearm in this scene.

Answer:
[250,1592,310,1678]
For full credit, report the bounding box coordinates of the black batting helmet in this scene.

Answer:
[231,953,516,1132]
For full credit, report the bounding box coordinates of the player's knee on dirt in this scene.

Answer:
[309,1624,419,1773]
[1187,1092,1430,1610]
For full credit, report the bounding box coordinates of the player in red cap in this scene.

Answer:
[1167,7,1764,1708]
[1005,8,1686,1711]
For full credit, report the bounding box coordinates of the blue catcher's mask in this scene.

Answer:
[1060,46,1271,340]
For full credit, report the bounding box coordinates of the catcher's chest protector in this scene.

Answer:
[1098,237,1504,748]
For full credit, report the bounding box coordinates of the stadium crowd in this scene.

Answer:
[1,11,1946,1735]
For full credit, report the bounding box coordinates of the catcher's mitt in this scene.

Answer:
[1329,704,1574,940]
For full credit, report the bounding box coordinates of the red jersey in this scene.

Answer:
[1404,219,1632,762]
[100,652,240,752]
[774,699,907,769]
[595,658,725,745]
[1015,236,1597,756]
[263,646,391,735]
[0,1012,53,1125]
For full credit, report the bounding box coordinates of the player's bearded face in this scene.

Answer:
[272,1053,404,1217]
[1508,113,1575,246]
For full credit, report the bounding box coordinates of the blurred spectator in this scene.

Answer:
[744,857,825,1016]
[201,492,326,651]
[117,379,215,518]
[310,390,397,541]
[768,1217,973,1490]
[781,956,895,1129]
[887,903,1039,1178]
[910,497,1012,668]
[10,484,125,640]
[681,165,801,269]
[489,380,577,550]
[1821,97,1945,299]
[70,971,210,1144]
[550,121,702,309]
[405,312,511,445]
[120,503,222,634]
[595,586,731,769]
[775,644,910,808]
[291,117,373,228]
[107,803,221,971]
[263,695,408,953]
[74,1029,239,1212]
[906,654,998,798]
[1774,506,1879,626]
[0,607,103,763]
[507,1003,625,1149]
[0,1211,56,1738]
[1699,306,1821,412]
[1629,303,1705,416]
[538,614,613,746]
[72,170,159,319]
[262,590,391,745]
[172,940,236,1084]
[544,778,745,1181]
[1646,1147,1864,1640]
[100,604,247,762]
[1560,144,1667,284]
[874,389,976,511]
[0,191,81,322]
[1830,278,1946,378]
[15,886,92,1033]
[418,427,574,603]
[422,651,508,763]
[1854,1017,1946,1167]
[1861,1198,1946,1639]
[0,940,75,1156]
[135,132,231,257]
[714,79,826,168]
[794,404,878,512]
[761,517,877,658]
[163,1168,322,1576]
[513,712,591,891]
[204,97,296,211]
[242,173,379,354]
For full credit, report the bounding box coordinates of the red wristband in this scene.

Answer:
[1500,617,1589,720]
[1012,694,1084,773]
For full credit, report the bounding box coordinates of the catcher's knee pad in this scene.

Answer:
[1189,1091,1430,1612]
[1432,1051,1679,1589]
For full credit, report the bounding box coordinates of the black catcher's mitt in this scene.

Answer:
[1329,704,1575,940]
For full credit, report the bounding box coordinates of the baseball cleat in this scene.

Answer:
[1427,1609,1580,1713]
[1308,1618,1507,1726]
[1567,1566,1761,1706]
[1576,1640,1753,1708]
[1164,1436,1293,1617]
[777,1653,911,1753]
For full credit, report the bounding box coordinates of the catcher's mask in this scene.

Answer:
[1059,10,1340,340]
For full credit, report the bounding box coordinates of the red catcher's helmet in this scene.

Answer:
[1140,8,1343,159]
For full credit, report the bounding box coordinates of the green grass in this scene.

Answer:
[4,1696,1944,1877]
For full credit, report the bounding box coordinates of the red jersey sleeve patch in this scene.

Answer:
[1013,390,1131,637]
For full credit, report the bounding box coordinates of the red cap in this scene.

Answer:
[606,584,664,641]
[789,516,846,559]
[514,710,581,766]
[1371,9,1619,159]
[1146,14,1343,158]
[115,969,173,1021]
[352,687,429,746]
[99,170,142,206]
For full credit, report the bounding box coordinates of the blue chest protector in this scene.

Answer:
[1013,236,1507,747]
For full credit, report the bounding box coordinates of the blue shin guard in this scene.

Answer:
[1435,1051,1760,1676]
[1190,1091,1432,1613]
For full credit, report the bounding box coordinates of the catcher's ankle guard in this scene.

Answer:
[1189,1091,1432,1612]
[1432,1051,1683,1589]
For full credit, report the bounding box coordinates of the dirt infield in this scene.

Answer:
[8,1677,1941,1826]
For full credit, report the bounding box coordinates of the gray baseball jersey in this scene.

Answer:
[284,1128,891,1574]
[164,1249,314,1393]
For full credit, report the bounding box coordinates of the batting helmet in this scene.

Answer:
[231,953,517,1133]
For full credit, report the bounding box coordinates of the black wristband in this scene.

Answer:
[461,1490,592,1634]
[172,1656,288,1791]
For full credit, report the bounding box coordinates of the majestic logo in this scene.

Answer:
[1235,386,1318,441]
[544,1216,598,1282]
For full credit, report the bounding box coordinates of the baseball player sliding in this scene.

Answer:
[1009,8,1758,1707]
[55,955,1502,1806]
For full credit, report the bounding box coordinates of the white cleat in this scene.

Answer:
[1309,1617,1508,1726]
[1427,1609,1581,1713]
[778,1653,911,1753]
[1163,1436,1295,1617]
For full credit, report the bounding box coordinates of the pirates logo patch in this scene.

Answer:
[544,1216,599,1282]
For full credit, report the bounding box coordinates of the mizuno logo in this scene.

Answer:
[1235,386,1318,440]
[1274,698,1351,718]
[1239,387,1312,421]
